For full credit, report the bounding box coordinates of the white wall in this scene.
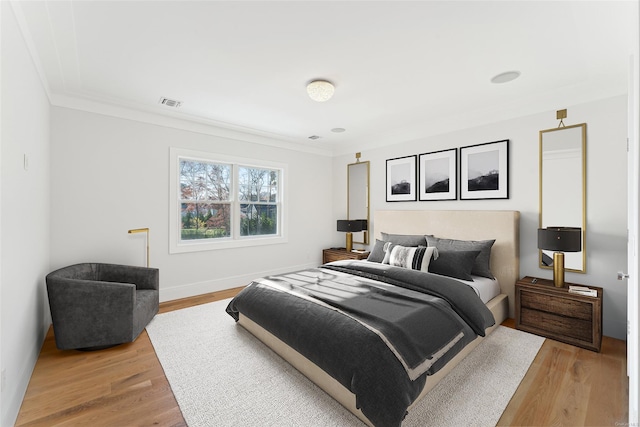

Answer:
[50,107,335,301]
[1,3,52,426]
[0,6,629,423]
[332,95,628,340]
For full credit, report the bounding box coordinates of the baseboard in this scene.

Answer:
[159,262,319,302]
[3,316,50,427]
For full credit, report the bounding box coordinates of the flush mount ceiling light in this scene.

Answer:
[490,71,521,84]
[306,80,335,102]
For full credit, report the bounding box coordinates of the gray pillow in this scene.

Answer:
[428,249,480,281]
[367,239,386,263]
[381,232,427,247]
[425,236,495,279]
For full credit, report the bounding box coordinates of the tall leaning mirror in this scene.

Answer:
[348,156,370,245]
[539,122,587,272]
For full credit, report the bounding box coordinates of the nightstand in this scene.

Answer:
[322,248,370,264]
[515,276,603,352]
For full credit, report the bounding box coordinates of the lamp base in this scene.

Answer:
[346,232,353,252]
[553,252,565,287]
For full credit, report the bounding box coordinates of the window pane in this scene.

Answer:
[238,166,278,202]
[181,203,231,240]
[180,160,231,201]
[205,163,231,201]
[240,204,277,236]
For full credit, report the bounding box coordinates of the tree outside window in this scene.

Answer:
[238,167,279,237]
[179,159,280,241]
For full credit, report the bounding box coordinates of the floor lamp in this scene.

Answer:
[128,227,150,267]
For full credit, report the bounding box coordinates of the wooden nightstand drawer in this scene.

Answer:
[520,307,593,343]
[520,291,593,321]
[322,248,369,264]
[515,276,603,352]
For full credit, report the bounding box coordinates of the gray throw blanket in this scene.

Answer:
[226,260,495,427]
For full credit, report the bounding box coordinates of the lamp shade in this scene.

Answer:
[538,227,582,252]
[337,220,367,233]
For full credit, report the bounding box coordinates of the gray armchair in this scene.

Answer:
[46,263,159,350]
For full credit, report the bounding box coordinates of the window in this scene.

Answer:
[170,148,287,253]
[179,160,232,240]
[237,166,279,237]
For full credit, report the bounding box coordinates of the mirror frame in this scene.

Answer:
[347,160,370,245]
[538,123,587,273]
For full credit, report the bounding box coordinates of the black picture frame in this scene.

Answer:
[460,139,509,200]
[386,155,417,202]
[418,148,457,201]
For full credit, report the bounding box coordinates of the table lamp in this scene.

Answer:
[337,220,367,252]
[538,227,582,287]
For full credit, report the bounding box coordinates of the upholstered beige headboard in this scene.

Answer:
[374,210,520,317]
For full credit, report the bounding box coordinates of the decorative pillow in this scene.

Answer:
[382,243,435,272]
[381,232,427,247]
[367,239,386,263]
[428,249,481,281]
[425,236,496,279]
[381,242,396,264]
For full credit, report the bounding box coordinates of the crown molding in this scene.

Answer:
[50,93,334,156]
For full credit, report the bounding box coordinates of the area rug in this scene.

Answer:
[146,298,544,427]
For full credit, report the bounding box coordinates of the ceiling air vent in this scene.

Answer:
[159,97,182,108]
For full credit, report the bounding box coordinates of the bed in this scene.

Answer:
[226,210,520,427]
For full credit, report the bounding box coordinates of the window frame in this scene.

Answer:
[169,147,287,254]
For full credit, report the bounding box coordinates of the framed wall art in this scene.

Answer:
[386,155,417,202]
[460,139,509,200]
[419,148,457,201]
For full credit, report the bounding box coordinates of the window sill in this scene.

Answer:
[170,235,288,254]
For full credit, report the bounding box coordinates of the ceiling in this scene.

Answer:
[11,1,637,155]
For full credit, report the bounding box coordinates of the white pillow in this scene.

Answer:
[382,243,436,272]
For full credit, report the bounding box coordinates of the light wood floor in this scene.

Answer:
[497,319,628,426]
[16,288,628,427]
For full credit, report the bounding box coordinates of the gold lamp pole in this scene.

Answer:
[128,228,150,267]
